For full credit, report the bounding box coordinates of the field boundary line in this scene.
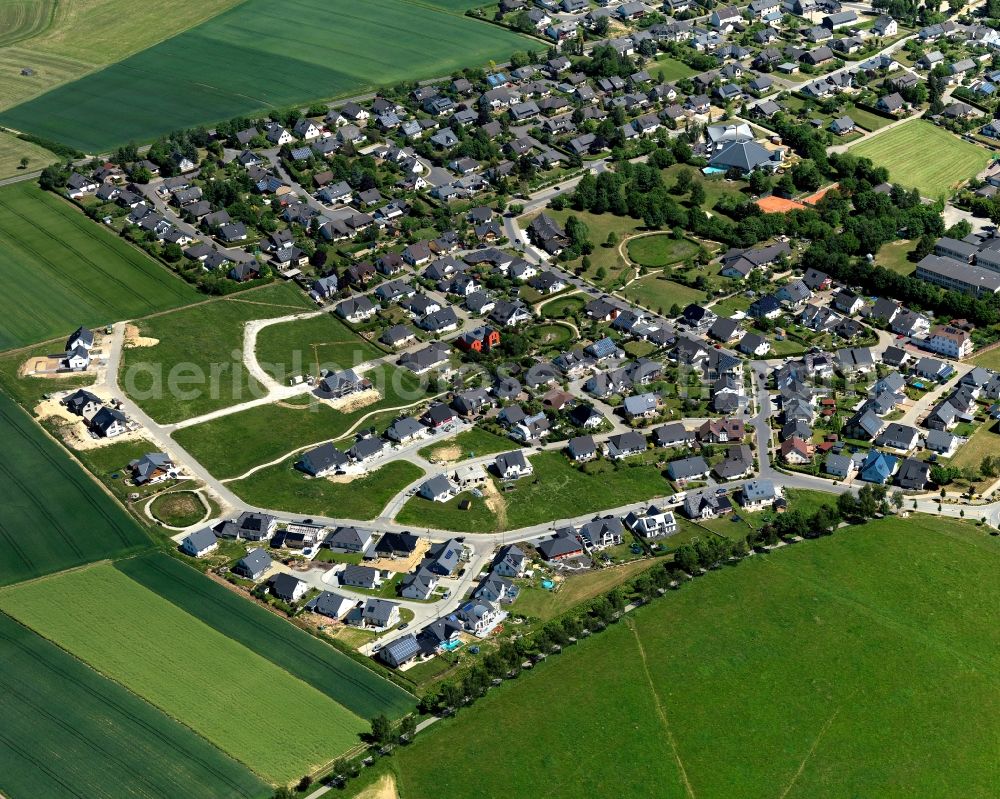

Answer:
[626,618,696,799]
[777,705,843,799]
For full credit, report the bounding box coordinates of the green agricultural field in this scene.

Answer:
[366,516,1000,798]
[173,364,428,478]
[397,452,672,532]
[0,183,199,351]
[0,392,150,586]
[0,0,244,111]
[0,613,269,799]
[254,312,384,380]
[0,564,367,784]
[626,234,700,268]
[419,426,514,462]
[115,553,414,718]
[0,0,534,151]
[622,273,706,313]
[230,458,424,521]
[0,130,55,177]
[120,282,314,423]
[848,120,993,198]
[0,0,57,48]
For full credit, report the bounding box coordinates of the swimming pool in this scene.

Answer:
[702,166,726,175]
[541,579,555,590]
[441,639,462,652]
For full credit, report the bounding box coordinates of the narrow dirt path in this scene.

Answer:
[777,705,843,799]
[627,619,696,799]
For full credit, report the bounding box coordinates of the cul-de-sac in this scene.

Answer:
[0,1,997,798]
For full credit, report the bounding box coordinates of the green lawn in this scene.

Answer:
[229,458,423,521]
[0,564,367,784]
[116,553,414,719]
[541,294,586,319]
[531,208,644,288]
[0,0,534,151]
[626,234,700,268]
[846,104,892,132]
[661,163,749,214]
[646,54,697,82]
[0,182,199,351]
[622,273,706,314]
[876,238,916,276]
[419,426,514,463]
[120,282,314,423]
[948,419,1000,473]
[0,392,150,587]
[533,322,574,349]
[972,346,1000,370]
[148,490,205,526]
[368,516,1000,798]
[397,452,672,532]
[0,612,268,799]
[173,364,428,478]
[848,120,993,198]
[254,312,384,381]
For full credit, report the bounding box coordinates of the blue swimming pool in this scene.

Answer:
[441,639,462,652]
[702,166,726,175]
[541,579,555,590]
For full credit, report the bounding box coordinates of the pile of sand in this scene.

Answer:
[327,388,380,412]
[355,775,399,799]
[427,444,461,463]
[124,323,159,348]
[482,479,508,531]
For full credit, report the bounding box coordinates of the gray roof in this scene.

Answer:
[235,547,271,576]
[182,527,217,553]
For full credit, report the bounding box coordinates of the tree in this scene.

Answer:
[673,168,693,194]
[891,490,905,512]
[689,181,706,208]
[980,455,998,478]
[605,231,618,247]
[369,714,392,746]
[749,169,772,196]
[595,265,608,281]
[18,156,29,170]
[836,491,858,520]
[400,714,417,741]
[272,789,294,799]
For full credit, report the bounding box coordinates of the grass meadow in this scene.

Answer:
[115,553,414,718]
[0,130,55,177]
[625,234,700,268]
[849,120,993,198]
[0,0,534,151]
[230,458,424,521]
[0,612,269,799]
[254,312,384,379]
[396,451,672,532]
[363,516,1000,798]
[0,392,150,586]
[121,282,314,423]
[0,183,199,350]
[173,364,430,478]
[0,564,368,784]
